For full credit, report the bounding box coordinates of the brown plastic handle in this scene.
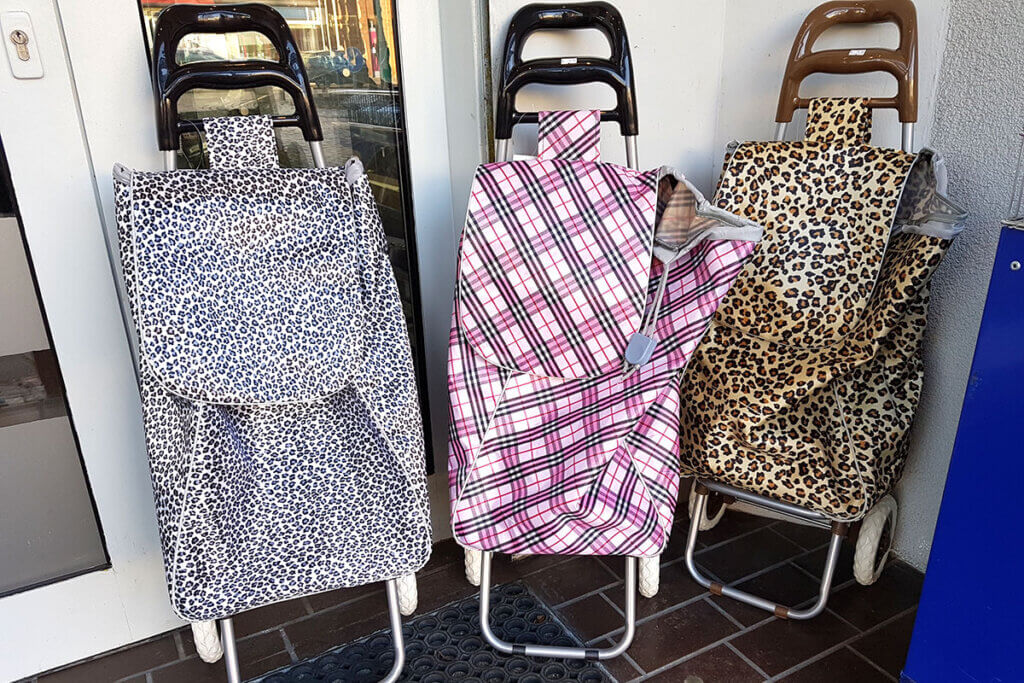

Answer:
[776,0,918,123]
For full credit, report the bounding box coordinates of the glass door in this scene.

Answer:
[0,141,108,597]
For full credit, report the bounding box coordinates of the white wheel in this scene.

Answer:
[191,620,223,664]
[396,572,418,616]
[688,480,726,531]
[854,495,898,586]
[464,548,482,586]
[638,555,660,598]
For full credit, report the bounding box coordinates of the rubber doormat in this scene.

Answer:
[256,582,611,682]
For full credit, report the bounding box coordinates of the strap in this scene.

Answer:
[804,97,872,146]
[204,115,280,169]
[537,110,601,161]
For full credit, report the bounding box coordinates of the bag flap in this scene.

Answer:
[127,167,365,404]
[457,158,658,379]
[714,139,917,347]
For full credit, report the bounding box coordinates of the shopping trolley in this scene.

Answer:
[680,0,967,619]
[106,5,426,682]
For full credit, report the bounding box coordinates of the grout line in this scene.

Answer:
[172,630,186,661]
[703,593,758,631]
[599,589,626,618]
[279,628,298,663]
[847,644,899,682]
[725,641,772,680]
[764,605,918,681]
[553,578,624,610]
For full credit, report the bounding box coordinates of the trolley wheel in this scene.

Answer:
[854,495,898,586]
[396,572,418,616]
[688,480,727,531]
[638,555,660,598]
[191,620,224,664]
[464,548,482,586]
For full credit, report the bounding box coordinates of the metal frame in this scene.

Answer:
[479,552,637,660]
[684,480,848,620]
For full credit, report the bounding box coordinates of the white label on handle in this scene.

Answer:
[561,57,578,65]
[849,49,866,56]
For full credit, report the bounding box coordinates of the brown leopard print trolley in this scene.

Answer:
[677,0,966,619]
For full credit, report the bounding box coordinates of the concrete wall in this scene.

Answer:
[481,0,983,570]
[893,0,1024,569]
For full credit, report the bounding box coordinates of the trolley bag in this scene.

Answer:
[112,116,430,621]
[679,0,966,620]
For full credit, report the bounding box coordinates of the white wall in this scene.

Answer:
[483,0,966,570]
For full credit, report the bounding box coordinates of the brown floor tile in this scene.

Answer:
[304,582,383,614]
[591,640,643,682]
[152,631,290,683]
[695,528,802,584]
[697,508,775,548]
[627,598,738,672]
[850,608,917,677]
[284,599,391,659]
[827,562,922,631]
[730,609,857,676]
[647,645,764,682]
[714,562,820,627]
[604,560,706,620]
[520,556,619,606]
[557,593,625,643]
[420,538,464,572]
[489,551,573,583]
[791,539,856,587]
[415,560,479,614]
[779,646,891,682]
[38,635,179,683]
[228,597,309,638]
[772,521,831,551]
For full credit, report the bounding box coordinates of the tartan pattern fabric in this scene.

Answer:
[457,159,656,379]
[538,110,602,161]
[448,122,760,556]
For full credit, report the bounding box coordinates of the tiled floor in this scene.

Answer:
[24,510,922,682]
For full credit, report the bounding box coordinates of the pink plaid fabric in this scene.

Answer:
[448,117,759,557]
[538,110,601,161]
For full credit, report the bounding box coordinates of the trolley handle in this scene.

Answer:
[495,2,637,139]
[776,0,918,124]
[151,3,322,151]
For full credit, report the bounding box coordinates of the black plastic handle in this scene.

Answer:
[495,2,637,139]
[151,4,322,151]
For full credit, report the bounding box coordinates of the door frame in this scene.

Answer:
[0,0,466,678]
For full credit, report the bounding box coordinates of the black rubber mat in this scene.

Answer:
[257,583,610,682]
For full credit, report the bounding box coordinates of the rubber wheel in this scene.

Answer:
[191,621,223,664]
[396,573,418,616]
[638,556,660,598]
[687,480,727,531]
[854,495,898,586]
[464,548,482,587]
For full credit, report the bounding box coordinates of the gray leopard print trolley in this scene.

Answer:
[111,113,430,678]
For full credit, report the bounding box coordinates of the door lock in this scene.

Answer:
[9,30,29,61]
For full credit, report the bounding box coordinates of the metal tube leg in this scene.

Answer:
[495,138,510,162]
[683,484,844,620]
[380,578,406,683]
[479,551,636,660]
[220,618,241,683]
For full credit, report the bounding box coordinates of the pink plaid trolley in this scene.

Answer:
[446,2,762,663]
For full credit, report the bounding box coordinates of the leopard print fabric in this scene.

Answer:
[680,100,961,520]
[805,97,873,146]
[112,116,430,621]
